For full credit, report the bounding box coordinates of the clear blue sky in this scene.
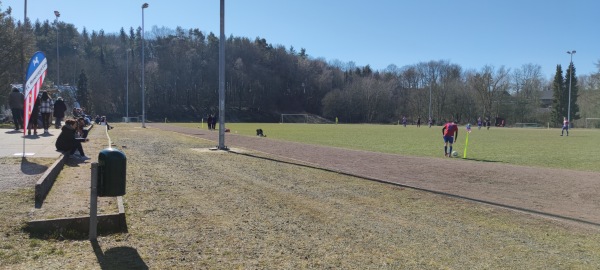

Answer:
[3,0,599,79]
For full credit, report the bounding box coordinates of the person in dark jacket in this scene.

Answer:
[53,97,67,128]
[27,95,41,136]
[207,115,213,130]
[55,119,90,160]
[9,87,25,130]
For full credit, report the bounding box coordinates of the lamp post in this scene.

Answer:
[141,3,148,128]
[72,46,78,85]
[54,10,60,88]
[22,0,28,92]
[126,49,130,122]
[566,50,576,124]
[428,80,432,124]
[218,0,226,149]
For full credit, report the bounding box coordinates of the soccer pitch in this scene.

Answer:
[183,123,600,172]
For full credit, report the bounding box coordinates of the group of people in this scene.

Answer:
[55,117,91,160]
[8,87,99,160]
[398,116,434,127]
[477,117,492,130]
[9,88,67,135]
[54,112,118,160]
[206,114,217,130]
[94,115,114,130]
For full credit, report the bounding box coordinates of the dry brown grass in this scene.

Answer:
[1,124,600,269]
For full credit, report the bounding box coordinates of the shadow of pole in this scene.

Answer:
[20,157,50,175]
[91,240,148,269]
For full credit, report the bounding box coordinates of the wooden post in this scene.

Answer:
[89,162,98,240]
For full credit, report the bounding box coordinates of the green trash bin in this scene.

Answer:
[97,148,127,197]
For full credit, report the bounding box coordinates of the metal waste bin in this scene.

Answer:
[97,148,127,197]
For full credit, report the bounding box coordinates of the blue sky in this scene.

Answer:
[3,0,599,79]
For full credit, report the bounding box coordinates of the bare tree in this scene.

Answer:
[512,64,544,123]
[467,65,511,121]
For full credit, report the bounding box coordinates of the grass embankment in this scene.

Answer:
[2,123,599,268]
[180,123,600,172]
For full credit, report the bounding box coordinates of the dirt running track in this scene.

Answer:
[151,124,600,227]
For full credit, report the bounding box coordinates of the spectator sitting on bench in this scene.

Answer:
[100,116,114,130]
[77,117,90,139]
[55,119,90,160]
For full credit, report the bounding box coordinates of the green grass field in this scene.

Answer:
[178,123,600,172]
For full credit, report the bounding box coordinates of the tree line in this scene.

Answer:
[2,4,600,127]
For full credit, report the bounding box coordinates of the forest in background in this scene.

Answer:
[2,4,600,127]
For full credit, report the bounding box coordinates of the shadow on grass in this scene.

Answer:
[20,157,49,175]
[63,158,86,167]
[92,240,148,269]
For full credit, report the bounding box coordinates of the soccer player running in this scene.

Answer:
[442,120,459,157]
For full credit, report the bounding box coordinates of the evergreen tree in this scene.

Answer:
[551,65,564,125]
[77,70,90,110]
[564,62,580,122]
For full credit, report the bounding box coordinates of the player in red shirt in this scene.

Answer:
[442,120,459,157]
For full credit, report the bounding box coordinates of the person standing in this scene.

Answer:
[27,95,41,136]
[402,116,407,127]
[211,114,217,130]
[477,117,482,130]
[561,116,569,136]
[39,91,54,135]
[207,115,213,130]
[417,117,421,128]
[9,87,25,131]
[442,120,459,157]
[53,97,67,128]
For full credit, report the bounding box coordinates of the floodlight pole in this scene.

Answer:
[126,49,130,121]
[54,10,60,87]
[428,79,432,123]
[218,0,226,149]
[22,0,28,91]
[566,50,576,124]
[141,3,148,128]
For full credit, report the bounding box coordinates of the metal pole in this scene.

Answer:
[566,50,575,124]
[55,11,60,87]
[141,3,148,128]
[89,162,98,240]
[22,0,27,85]
[218,0,226,149]
[126,49,129,121]
[428,81,432,122]
[21,0,28,157]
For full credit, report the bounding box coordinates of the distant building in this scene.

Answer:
[540,90,553,108]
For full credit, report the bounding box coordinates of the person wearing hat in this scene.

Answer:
[53,97,67,128]
[9,87,25,131]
